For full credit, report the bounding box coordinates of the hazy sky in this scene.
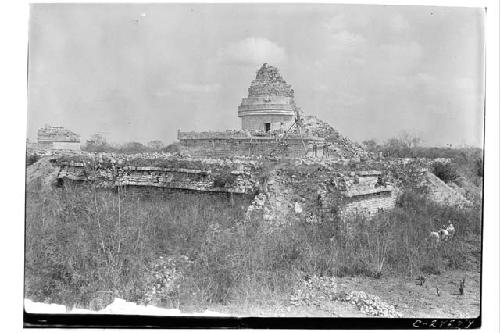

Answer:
[28,4,485,147]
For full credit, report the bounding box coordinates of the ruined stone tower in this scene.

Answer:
[238,63,297,132]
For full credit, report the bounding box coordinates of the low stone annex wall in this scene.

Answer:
[340,190,397,218]
[245,165,398,231]
[423,171,471,207]
[56,159,262,194]
[337,171,397,218]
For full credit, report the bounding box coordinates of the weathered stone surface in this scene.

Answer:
[243,163,398,232]
[248,63,295,98]
[55,153,263,194]
[178,133,324,159]
[340,191,397,219]
[423,171,471,207]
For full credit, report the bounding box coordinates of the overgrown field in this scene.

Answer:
[25,173,481,311]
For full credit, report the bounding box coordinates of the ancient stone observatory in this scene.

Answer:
[177,63,326,159]
[238,63,296,132]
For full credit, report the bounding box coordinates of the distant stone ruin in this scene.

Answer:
[36,125,81,151]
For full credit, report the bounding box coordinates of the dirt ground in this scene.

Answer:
[205,270,480,318]
[334,270,480,318]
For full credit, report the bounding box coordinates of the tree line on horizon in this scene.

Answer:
[83,133,181,154]
[361,132,483,181]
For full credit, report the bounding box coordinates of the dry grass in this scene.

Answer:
[25,178,481,310]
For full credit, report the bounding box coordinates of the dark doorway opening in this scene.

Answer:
[265,123,271,132]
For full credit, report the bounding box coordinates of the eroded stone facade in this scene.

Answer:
[55,154,262,194]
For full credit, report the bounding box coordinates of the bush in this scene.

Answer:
[162,142,182,154]
[432,162,459,182]
[420,263,441,275]
[475,157,483,177]
[83,143,117,153]
[118,142,148,154]
[336,260,378,278]
[212,173,237,188]
[26,153,40,167]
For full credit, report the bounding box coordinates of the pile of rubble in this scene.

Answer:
[338,290,401,318]
[141,255,192,306]
[289,276,401,317]
[300,116,368,160]
[245,192,280,226]
[26,157,61,192]
[423,171,472,207]
[290,275,338,307]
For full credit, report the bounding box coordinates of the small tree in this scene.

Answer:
[362,139,378,152]
[26,153,40,167]
[397,131,422,149]
[87,133,107,146]
[475,157,483,177]
[147,140,164,151]
[84,133,116,152]
[163,142,182,154]
[381,131,422,158]
[119,142,148,154]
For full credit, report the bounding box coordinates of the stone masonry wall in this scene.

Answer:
[56,157,262,194]
[336,171,397,218]
[179,137,323,159]
[245,164,398,232]
[422,171,471,207]
[340,191,397,218]
[241,115,294,131]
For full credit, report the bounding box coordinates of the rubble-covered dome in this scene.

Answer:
[247,63,295,98]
